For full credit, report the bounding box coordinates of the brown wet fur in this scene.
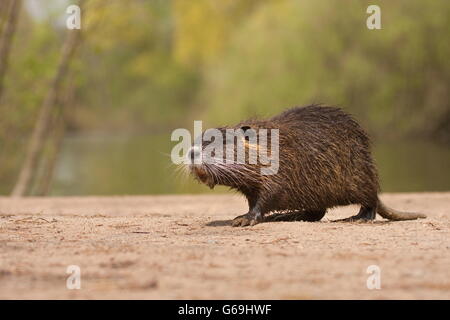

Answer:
[188,105,426,226]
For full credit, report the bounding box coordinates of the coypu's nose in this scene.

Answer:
[188,147,201,163]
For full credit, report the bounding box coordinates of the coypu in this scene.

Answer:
[186,105,426,227]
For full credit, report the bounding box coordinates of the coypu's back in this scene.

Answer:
[258,105,380,214]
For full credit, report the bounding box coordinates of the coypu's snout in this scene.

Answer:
[188,147,201,163]
[186,146,215,189]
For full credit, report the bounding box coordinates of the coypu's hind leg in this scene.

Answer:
[265,210,326,222]
[334,206,376,222]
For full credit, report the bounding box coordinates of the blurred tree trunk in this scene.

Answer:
[0,0,21,104]
[0,0,11,30]
[11,1,84,197]
[34,79,76,196]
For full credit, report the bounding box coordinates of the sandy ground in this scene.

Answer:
[0,192,449,299]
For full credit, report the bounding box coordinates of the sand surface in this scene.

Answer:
[0,192,449,299]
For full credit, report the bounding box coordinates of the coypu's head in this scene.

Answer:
[185,122,279,194]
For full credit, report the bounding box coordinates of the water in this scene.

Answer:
[50,132,450,195]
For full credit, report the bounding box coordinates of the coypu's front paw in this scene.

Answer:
[231,214,259,227]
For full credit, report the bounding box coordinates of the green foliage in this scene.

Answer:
[73,0,200,130]
[172,0,261,67]
[199,0,450,140]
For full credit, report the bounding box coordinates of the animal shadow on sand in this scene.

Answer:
[205,212,393,227]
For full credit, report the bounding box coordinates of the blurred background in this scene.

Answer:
[0,0,448,196]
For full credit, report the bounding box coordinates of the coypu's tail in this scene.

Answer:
[377,198,426,221]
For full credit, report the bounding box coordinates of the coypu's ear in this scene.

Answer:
[240,125,254,142]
